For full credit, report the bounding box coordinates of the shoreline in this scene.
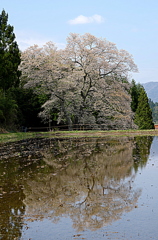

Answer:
[0,129,158,144]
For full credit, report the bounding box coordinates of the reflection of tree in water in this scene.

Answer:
[0,158,26,239]
[0,183,25,240]
[23,137,141,231]
[0,135,153,237]
[133,136,153,172]
[0,155,41,240]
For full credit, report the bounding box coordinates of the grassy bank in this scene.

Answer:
[0,129,158,143]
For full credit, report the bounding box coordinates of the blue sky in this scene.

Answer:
[1,0,158,83]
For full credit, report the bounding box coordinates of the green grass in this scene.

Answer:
[0,132,29,143]
[0,132,45,143]
[0,129,158,144]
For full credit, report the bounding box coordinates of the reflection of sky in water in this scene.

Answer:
[21,136,158,240]
[23,218,73,240]
[104,136,158,240]
[149,136,158,160]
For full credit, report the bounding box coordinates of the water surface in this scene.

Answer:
[0,135,157,239]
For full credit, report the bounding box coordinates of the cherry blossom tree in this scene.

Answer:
[20,33,138,130]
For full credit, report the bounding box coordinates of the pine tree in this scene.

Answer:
[0,9,21,92]
[134,87,154,129]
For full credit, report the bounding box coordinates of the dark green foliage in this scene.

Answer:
[0,90,18,128]
[0,10,21,129]
[134,87,154,129]
[0,10,21,92]
[11,88,48,128]
[130,80,154,129]
[130,80,142,112]
[11,88,59,130]
[133,136,153,172]
[130,80,138,112]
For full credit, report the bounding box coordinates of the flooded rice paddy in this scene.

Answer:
[0,135,158,239]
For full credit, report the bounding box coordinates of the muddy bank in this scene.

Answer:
[0,137,101,160]
[0,131,156,160]
[0,136,134,160]
[0,138,54,160]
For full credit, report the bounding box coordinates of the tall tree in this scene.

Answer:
[130,80,144,112]
[0,9,21,92]
[134,87,154,129]
[130,79,139,112]
[20,34,138,130]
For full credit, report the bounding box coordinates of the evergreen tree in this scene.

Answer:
[0,9,21,92]
[134,87,154,129]
[130,79,139,112]
[130,80,143,112]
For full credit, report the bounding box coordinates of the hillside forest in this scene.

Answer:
[0,10,154,132]
[148,99,158,124]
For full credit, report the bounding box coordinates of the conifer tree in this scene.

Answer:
[130,80,139,112]
[134,87,154,129]
[0,9,21,92]
[130,80,143,112]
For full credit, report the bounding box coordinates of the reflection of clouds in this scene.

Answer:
[23,137,142,231]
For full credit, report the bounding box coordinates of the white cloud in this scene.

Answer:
[15,30,48,50]
[68,14,104,25]
[17,38,47,51]
[17,38,65,51]
[15,30,65,51]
